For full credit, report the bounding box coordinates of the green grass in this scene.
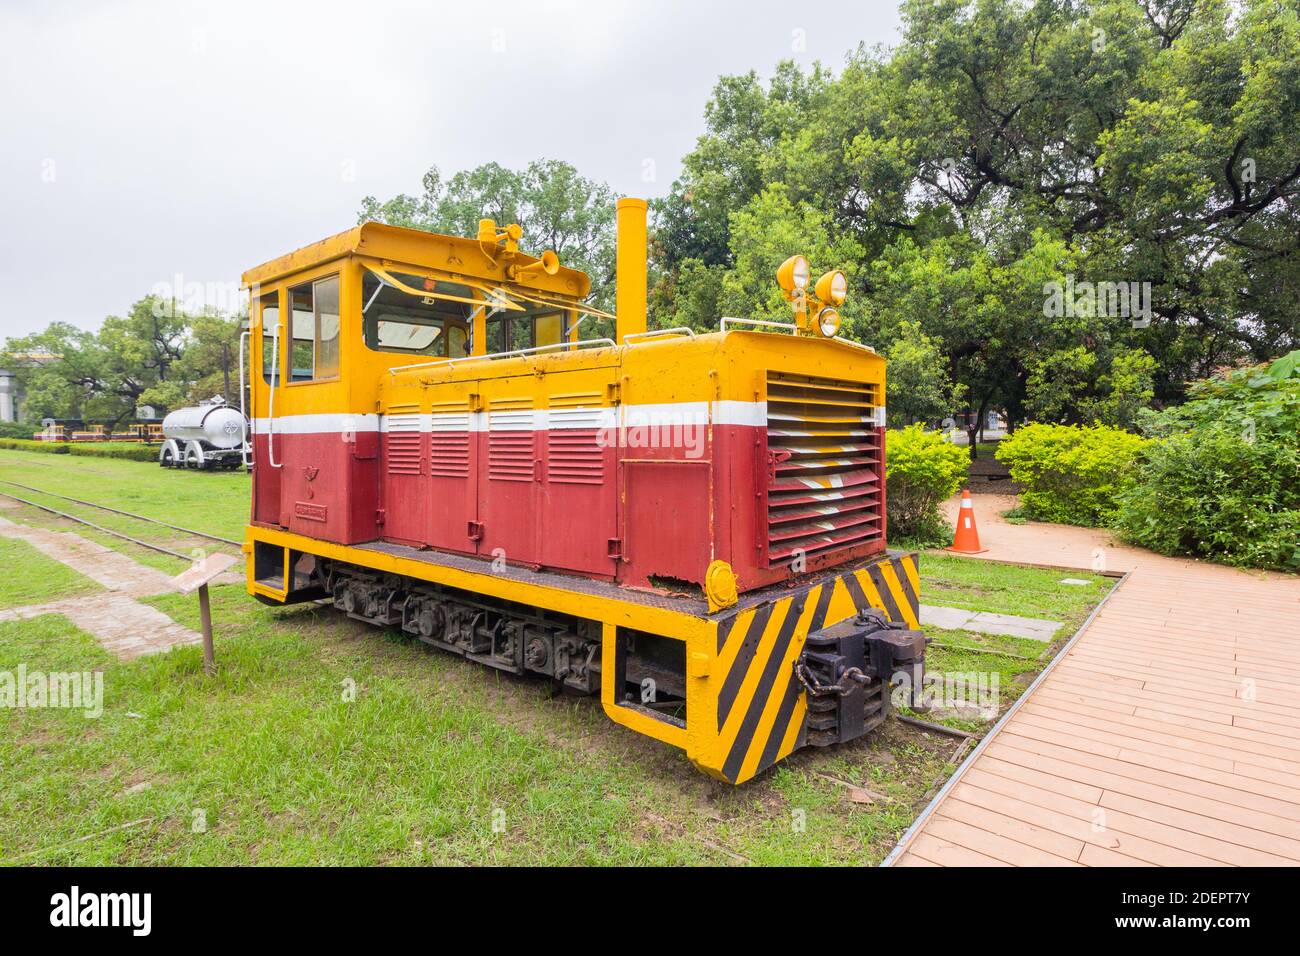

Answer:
[0,537,103,609]
[0,450,1113,865]
[918,552,1111,629]
[0,588,961,865]
[0,448,247,573]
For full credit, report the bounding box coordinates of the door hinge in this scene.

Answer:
[605,381,621,404]
[467,521,484,542]
[607,537,623,560]
[375,508,386,526]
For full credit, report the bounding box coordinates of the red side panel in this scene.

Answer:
[539,414,618,578]
[379,408,426,547]
[621,459,712,587]
[253,430,378,545]
[427,412,476,555]
[251,432,283,526]
[477,402,539,565]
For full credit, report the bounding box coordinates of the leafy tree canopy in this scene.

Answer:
[652,0,1300,425]
[359,159,618,310]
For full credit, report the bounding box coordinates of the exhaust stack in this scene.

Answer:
[615,197,647,344]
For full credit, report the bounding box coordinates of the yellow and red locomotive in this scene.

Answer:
[241,198,925,784]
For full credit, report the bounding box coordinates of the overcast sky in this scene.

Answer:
[0,0,903,338]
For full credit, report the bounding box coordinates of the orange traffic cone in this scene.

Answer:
[948,489,987,554]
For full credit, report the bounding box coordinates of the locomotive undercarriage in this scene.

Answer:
[316,558,604,695]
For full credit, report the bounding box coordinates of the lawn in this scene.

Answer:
[0,537,103,610]
[0,450,1113,865]
[0,447,248,573]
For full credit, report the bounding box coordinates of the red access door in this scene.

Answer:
[538,375,619,578]
[476,389,540,565]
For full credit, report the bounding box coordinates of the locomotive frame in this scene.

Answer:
[241,199,926,784]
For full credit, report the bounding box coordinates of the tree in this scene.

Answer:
[651,0,1300,421]
[359,160,618,310]
[3,297,235,423]
[884,320,967,426]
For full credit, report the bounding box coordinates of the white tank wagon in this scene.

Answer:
[159,397,248,470]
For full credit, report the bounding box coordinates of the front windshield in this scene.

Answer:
[362,263,600,360]
[361,271,472,358]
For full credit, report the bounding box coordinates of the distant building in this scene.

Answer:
[0,368,15,422]
[0,351,60,422]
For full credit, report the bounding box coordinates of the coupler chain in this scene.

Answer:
[794,607,928,747]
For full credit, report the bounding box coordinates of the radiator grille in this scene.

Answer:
[429,400,471,478]
[547,398,606,485]
[765,371,883,564]
[385,408,422,476]
[488,400,535,482]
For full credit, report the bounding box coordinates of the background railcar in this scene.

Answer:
[240,198,926,784]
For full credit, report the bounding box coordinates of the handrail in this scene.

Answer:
[623,327,696,345]
[720,316,797,334]
[266,326,282,469]
[389,338,617,376]
[238,329,251,469]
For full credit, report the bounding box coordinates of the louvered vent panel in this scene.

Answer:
[385,407,422,476]
[765,371,883,563]
[488,400,535,482]
[547,393,606,486]
[429,400,471,478]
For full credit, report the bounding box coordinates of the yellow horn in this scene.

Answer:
[511,249,560,279]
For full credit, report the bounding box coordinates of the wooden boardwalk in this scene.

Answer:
[887,494,1300,867]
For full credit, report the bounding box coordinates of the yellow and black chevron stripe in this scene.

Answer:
[708,552,919,784]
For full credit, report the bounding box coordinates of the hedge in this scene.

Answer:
[0,438,158,462]
[995,423,1148,526]
[1113,351,1300,571]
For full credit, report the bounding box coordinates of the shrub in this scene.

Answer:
[995,423,1147,526]
[0,438,69,454]
[1114,351,1300,571]
[0,438,156,461]
[885,424,969,546]
[0,421,35,440]
[68,444,158,462]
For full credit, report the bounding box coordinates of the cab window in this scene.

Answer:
[287,275,341,381]
[361,271,471,358]
[485,309,565,354]
[260,292,280,385]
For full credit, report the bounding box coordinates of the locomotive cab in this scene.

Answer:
[240,198,924,784]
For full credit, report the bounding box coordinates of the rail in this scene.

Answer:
[0,490,200,561]
[0,479,242,548]
[623,327,696,345]
[720,316,797,334]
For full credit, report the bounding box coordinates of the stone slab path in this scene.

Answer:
[888,493,1300,867]
[0,515,201,659]
[920,604,1063,641]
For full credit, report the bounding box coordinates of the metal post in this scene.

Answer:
[198,583,215,675]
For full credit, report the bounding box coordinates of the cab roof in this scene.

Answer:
[240,221,591,300]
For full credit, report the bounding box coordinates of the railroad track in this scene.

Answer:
[0,479,242,561]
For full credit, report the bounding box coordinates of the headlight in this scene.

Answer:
[777,255,810,293]
[816,307,841,338]
[815,270,847,305]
